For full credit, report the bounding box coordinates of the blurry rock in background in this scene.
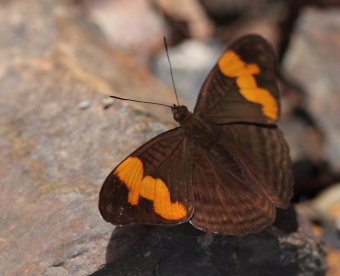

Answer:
[283,7,340,173]
[153,39,222,110]
[155,0,214,41]
[297,182,340,276]
[82,0,168,66]
[199,0,286,49]
[280,7,340,209]
[278,78,339,200]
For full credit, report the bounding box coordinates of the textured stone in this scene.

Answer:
[297,183,340,276]
[0,0,173,275]
[89,210,327,276]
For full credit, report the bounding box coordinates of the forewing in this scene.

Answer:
[99,128,193,225]
[194,34,280,125]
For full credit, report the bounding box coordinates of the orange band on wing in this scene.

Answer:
[218,50,278,121]
[115,157,187,220]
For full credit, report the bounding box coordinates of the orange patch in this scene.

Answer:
[218,50,278,121]
[115,157,187,220]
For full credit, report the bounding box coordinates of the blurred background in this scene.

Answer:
[0,0,339,275]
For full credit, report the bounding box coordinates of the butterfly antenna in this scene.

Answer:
[163,37,180,106]
[110,96,172,108]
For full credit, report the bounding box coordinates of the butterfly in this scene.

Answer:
[99,34,294,235]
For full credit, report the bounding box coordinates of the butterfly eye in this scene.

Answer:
[174,112,182,121]
[172,106,189,122]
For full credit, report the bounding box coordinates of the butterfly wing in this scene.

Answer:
[194,34,280,125]
[99,128,193,225]
[191,146,275,235]
[190,124,293,235]
[221,124,294,207]
[189,35,293,234]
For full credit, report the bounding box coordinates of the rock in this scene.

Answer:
[79,100,92,110]
[199,0,283,20]
[328,249,340,276]
[199,0,286,50]
[82,0,168,66]
[0,0,174,275]
[312,183,340,234]
[282,7,340,171]
[101,97,115,109]
[154,0,214,40]
[285,0,340,7]
[278,78,339,200]
[297,183,340,276]
[89,209,327,276]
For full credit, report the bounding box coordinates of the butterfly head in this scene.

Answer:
[172,105,189,123]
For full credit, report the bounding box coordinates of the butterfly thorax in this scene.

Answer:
[172,105,216,147]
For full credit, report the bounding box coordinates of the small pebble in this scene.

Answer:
[102,97,115,109]
[144,251,151,257]
[78,100,91,110]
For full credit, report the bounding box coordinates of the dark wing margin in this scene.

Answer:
[99,128,194,226]
[194,34,280,125]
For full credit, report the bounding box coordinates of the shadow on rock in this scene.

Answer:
[89,207,326,276]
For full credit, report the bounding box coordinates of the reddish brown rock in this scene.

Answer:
[82,0,168,66]
[0,0,173,275]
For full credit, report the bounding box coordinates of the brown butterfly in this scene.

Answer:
[99,34,293,235]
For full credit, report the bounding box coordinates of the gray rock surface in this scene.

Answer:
[0,0,172,275]
[282,7,340,171]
